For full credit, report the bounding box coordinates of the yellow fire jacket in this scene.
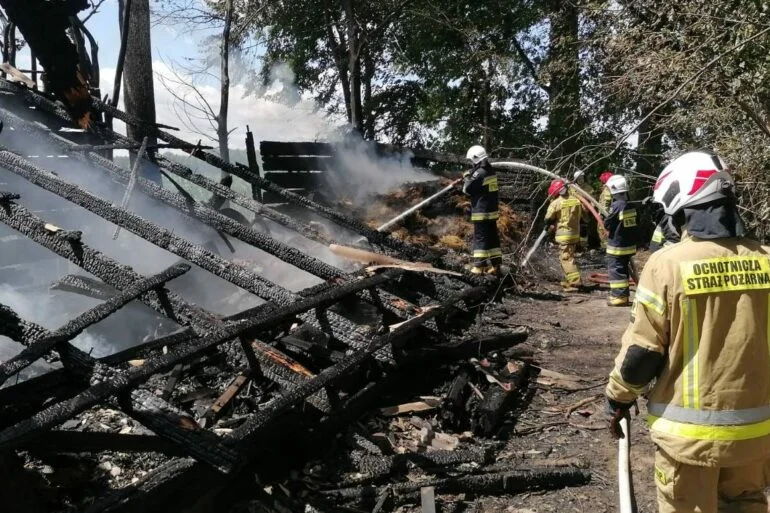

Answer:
[606,236,770,467]
[545,196,581,244]
[599,186,612,215]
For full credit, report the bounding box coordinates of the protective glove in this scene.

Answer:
[605,397,635,439]
[462,169,472,179]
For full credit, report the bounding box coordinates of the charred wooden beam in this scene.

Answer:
[441,369,470,430]
[321,467,591,504]
[199,373,250,424]
[81,285,490,513]
[471,361,530,437]
[1,89,470,307]
[66,142,212,152]
[121,388,241,473]
[0,196,215,333]
[51,274,117,300]
[98,328,197,365]
[0,0,92,127]
[248,340,332,414]
[0,302,241,472]
[48,143,346,283]
[0,108,345,282]
[90,97,432,262]
[153,155,334,247]
[0,263,190,385]
[0,304,49,342]
[0,270,452,448]
[351,446,493,483]
[230,285,488,450]
[0,147,377,350]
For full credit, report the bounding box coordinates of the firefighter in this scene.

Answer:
[604,175,637,306]
[571,170,593,250]
[544,179,582,291]
[649,213,681,252]
[462,145,501,274]
[605,151,770,512]
[598,171,614,249]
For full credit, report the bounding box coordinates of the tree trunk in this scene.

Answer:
[322,0,352,123]
[121,0,160,181]
[362,47,375,140]
[546,0,582,170]
[635,108,664,178]
[218,0,234,170]
[342,0,363,135]
[122,0,157,146]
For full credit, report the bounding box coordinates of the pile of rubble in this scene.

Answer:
[0,76,592,513]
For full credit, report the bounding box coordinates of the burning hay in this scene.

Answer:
[354,180,529,253]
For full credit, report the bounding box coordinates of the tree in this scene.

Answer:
[121,0,157,145]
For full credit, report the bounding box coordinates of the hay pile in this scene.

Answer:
[361,179,527,253]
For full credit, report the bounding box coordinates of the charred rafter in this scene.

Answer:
[0,148,383,354]
[0,194,216,332]
[0,262,190,385]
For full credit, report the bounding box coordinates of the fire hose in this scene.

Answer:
[376,178,463,233]
[504,161,640,282]
[618,416,639,513]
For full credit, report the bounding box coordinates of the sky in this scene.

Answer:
[18,0,341,148]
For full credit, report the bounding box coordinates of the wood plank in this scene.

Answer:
[259,141,336,156]
[263,171,328,189]
[379,397,442,416]
[261,156,336,171]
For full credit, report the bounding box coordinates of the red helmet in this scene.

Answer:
[548,179,566,197]
[599,171,613,184]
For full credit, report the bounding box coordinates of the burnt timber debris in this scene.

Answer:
[0,76,592,512]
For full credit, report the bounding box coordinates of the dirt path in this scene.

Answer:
[482,286,658,513]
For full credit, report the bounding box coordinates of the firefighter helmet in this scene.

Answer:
[573,170,585,181]
[607,175,628,194]
[600,171,613,184]
[466,145,488,165]
[548,179,566,197]
[653,151,733,215]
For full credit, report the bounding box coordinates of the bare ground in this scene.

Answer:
[486,286,659,513]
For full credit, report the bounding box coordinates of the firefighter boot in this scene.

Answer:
[607,296,630,307]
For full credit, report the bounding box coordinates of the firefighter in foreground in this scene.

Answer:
[463,145,501,274]
[598,171,614,249]
[606,151,770,513]
[649,213,681,252]
[604,175,637,306]
[544,180,582,291]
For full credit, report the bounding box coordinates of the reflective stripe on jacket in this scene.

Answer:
[463,163,499,223]
[606,236,770,466]
[545,196,581,244]
[650,215,681,253]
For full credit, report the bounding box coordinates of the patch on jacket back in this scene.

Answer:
[680,256,770,295]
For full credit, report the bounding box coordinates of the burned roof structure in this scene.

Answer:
[0,77,552,512]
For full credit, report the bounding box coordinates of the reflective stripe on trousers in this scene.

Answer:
[607,245,636,256]
[471,212,499,221]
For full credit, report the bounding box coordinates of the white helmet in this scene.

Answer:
[466,145,488,165]
[607,175,628,194]
[653,151,733,215]
[573,170,585,181]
